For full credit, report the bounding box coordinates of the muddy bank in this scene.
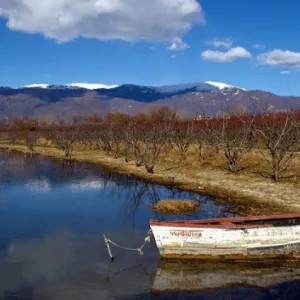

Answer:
[0,143,299,215]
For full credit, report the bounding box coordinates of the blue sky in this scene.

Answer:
[0,0,299,95]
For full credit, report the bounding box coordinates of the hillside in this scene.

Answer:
[0,82,299,122]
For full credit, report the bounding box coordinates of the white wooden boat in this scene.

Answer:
[151,260,300,293]
[150,214,300,260]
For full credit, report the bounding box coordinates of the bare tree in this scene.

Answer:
[85,113,102,124]
[123,121,139,164]
[205,114,256,172]
[8,129,20,146]
[140,122,172,173]
[14,117,39,131]
[24,131,37,153]
[192,122,213,165]
[124,121,171,173]
[170,121,194,161]
[254,112,300,181]
[107,123,125,158]
[148,106,177,123]
[89,124,112,154]
[124,121,147,167]
[47,126,81,157]
[86,123,124,158]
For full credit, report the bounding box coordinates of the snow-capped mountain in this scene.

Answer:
[68,83,118,90]
[151,82,219,93]
[20,81,237,102]
[24,83,118,90]
[205,81,247,91]
[23,81,246,92]
[0,81,298,121]
[25,84,50,89]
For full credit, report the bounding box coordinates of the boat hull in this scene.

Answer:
[150,220,300,261]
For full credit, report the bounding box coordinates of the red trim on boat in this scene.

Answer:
[150,213,300,225]
[150,221,272,229]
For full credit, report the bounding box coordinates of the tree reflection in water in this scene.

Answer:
[101,173,204,227]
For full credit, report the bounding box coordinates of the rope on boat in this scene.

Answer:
[104,230,152,262]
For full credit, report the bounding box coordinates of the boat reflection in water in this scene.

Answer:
[151,260,300,294]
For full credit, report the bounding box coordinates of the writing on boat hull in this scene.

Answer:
[170,230,202,238]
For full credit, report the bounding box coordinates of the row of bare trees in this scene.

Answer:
[1,109,300,182]
[197,112,300,181]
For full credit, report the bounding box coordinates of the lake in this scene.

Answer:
[0,151,300,300]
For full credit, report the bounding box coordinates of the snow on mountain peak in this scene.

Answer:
[205,81,246,91]
[24,83,118,90]
[68,83,118,90]
[25,84,49,89]
[23,81,245,92]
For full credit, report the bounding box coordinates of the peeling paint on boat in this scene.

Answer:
[150,214,300,260]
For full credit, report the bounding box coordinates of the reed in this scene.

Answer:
[152,199,200,214]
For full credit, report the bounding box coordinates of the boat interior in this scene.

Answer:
[150,214,300,229]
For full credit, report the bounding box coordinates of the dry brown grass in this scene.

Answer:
[152,199,200,214]
[162,145,300,184]
[37,137,52,146]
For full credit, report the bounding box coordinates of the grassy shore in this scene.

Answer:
[1,142,300,215]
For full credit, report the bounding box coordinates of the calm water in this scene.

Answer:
[0,151,300,300]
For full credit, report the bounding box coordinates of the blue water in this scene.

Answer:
[0,151,299,300]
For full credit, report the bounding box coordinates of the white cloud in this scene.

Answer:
[26,179,51,193]
[168,37,189,51]
[69,179,114,191]
[257,49,300,69]
[280,70,291,75]
[253,44,265,50]
[201,47,252,62]
[0,0,204,43]
[170,52,184,59]
[206,38,233,49]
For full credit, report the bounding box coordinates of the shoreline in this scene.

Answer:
[1,144,299,215]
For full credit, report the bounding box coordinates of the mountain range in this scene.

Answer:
[0,81,299,122]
